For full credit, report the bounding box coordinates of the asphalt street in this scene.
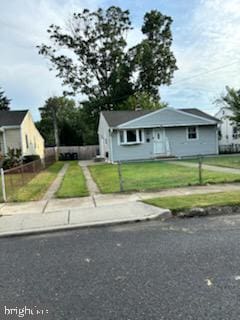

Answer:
[1,214,240,319]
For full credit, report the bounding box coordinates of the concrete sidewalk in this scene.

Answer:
[0,202,170,237]
[1,182,240,216]
[1,182,240,237]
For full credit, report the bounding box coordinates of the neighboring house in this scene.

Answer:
[98,107,220,162]
[215,107,240,146]
[0,110,44,159]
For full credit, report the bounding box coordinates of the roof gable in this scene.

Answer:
[118,107,218,128]
[0,110,28,126]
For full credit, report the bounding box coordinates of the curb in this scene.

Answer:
[0,209,172,239]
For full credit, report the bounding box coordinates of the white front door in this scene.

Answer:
[153,129,166,154]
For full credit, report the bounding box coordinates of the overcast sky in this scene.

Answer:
[1,0,240,120]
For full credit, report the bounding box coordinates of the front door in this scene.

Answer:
[153,128,166,154]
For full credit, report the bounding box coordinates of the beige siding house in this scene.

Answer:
[0,110,44,159]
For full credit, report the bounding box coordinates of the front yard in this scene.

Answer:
[185,155,240,169]
[10,162,64,202]
[89,161,240,193]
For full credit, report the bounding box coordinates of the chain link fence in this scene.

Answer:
[0,154,56,202]
[114,155,237,193]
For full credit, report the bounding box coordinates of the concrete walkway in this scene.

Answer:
[170,161,240,175]
[79,161,100,196]
[42,163,69,200]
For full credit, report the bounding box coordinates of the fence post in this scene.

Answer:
[117,161,124,192]
[198,156,203,185]
[1,168,7,202]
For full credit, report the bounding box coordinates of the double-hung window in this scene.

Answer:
[119,129,144,145]
[187,126,198,140]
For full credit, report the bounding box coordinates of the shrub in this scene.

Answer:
[22,155,40,164]
[2,148,22,169]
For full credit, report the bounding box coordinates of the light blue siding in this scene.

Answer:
[119,108,214,129]
[111,129,154,162]
[111,126,218,162]
[166,126,218,157]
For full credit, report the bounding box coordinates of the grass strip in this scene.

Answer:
[144,191,240,213]
[56,161,89,198]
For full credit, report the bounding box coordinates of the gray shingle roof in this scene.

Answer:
[102,110,152,127]
[102,108,218,127]
[179,108,219,122]
[0,110,28,126]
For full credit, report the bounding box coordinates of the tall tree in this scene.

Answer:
[38,7,177,144]
[216,86,240,128]
[132,10,178,99]
[36,96,84,146]
[38,7,134,109]
[38,6,177,107]
[0,87,10,110]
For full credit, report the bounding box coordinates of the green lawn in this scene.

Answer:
[185,155,240,169]
[89,161,240,193]
[9,162,64,202]
[56,161,89,198]
[144,191,240,213]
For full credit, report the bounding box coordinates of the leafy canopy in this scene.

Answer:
[216,86,240,128]
[38,6,177,108]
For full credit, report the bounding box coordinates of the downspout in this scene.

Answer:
[2,129,7,155]
[109,128,114,163]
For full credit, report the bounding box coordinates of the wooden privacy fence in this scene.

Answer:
[45,145,99,160]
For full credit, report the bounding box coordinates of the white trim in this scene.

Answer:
[115,123,217,130]
[1,125,20,129]
[118,129,144,145]
[2,129,7,154]
[186,126,199,141]
[153,128,167,154]
[117,107,217,129]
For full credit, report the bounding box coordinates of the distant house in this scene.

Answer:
[215,107,240,146]
[0,110,44,159]
[98,107,220,162]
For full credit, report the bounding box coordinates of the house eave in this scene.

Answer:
[111,122,218,130]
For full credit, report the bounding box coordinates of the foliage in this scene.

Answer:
[131,10,178,99]
[216,86,240,127]
[0,87,11,111]
[36,96,85,146]
[2,148,22,169]
[37,6,177,139]
[118,92,168,111]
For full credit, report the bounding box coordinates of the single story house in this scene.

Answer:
[215,107,240,146]
[0,110,44,159]
[98,107,220,162]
